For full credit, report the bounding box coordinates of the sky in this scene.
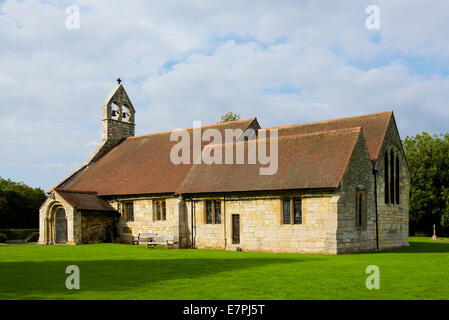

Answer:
[1,0,449,190]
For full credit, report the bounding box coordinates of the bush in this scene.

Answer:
[0,177,46,229]
[0,229,38,240]
[0,232,7,243]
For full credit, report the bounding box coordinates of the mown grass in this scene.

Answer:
[0,237,447,300]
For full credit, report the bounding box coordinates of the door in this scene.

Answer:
[55,207,67,244]
[232,214,240,244]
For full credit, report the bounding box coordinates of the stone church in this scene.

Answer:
[39,82,410,254]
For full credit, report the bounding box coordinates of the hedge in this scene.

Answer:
[0,232,7,243]
[0,229,38,240]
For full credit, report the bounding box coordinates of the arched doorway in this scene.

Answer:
[54,207,68,244]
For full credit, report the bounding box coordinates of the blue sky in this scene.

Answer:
[1,0,449,190]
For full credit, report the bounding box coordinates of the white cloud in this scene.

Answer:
[1,0,449,189]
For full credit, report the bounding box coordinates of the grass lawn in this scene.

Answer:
[0,237,447,300]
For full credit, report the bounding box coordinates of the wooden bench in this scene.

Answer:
[132,232,154,248]
[147,234,178,250]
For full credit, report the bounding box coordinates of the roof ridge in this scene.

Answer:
[127,117,257,140]
[260,126,362,138]
[203,126,362,148]
[265,111,392,131]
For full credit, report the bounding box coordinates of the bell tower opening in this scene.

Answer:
[102,79,136,142]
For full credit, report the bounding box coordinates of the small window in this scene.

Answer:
[154,200,166,221]
[204,200,221,224]
[206,200,213,224]
[293,198,302,224]
[156,202,161,220]
[214,200,221,224]
[125,202,134,222]
[282,199,291,224]
[355,190,366,228]
[283,198,303,225]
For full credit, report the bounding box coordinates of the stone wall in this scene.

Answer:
[102,119,134,142]
[337,131,377,253]
[80,211,119,244]
[111,196,186,247]
[374,117,410,250]
[185,193,340,254]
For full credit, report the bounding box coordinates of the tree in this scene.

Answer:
[0,177,46,229]
[220,112,240,123]
[403,132,449,236]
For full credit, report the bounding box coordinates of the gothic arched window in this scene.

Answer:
[384,150,389,204]
[390,149,395,203]
[355,190,366,228]
[384,148,400,204]
[395,155,400,204]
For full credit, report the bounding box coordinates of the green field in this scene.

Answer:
[0,237,447,300]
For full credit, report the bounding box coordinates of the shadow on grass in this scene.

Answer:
[0,256,304,299]
[380,239,449,254]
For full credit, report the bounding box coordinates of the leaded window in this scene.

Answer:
[283,199,291,224]
[154,200,166,221]
[355,190,366,228]
[206,200,213,224]
[125,202,134,222]
[214,200,221,224]
[204,200,221,224]
[283,198,303,225]
[293,198,302,224]
[384,149,400,204]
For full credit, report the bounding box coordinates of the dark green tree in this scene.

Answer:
[403,132,449,236]
[0,177,46,228]
[220,112,240,123]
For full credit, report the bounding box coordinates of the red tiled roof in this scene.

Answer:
[63,118,258,196]
[61,112,391,197]
[177,127,363,194]
[270,111,392,161]
[55,189,116,211]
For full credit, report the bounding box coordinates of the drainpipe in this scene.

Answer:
[223,195,227,249]
[190,199,197,249]
[373,167,379,250]
[190,199,194,249]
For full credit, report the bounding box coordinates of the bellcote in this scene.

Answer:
[102,80,135,141]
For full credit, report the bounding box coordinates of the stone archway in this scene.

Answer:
[54,207,68,244]
[44,202,68,245]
